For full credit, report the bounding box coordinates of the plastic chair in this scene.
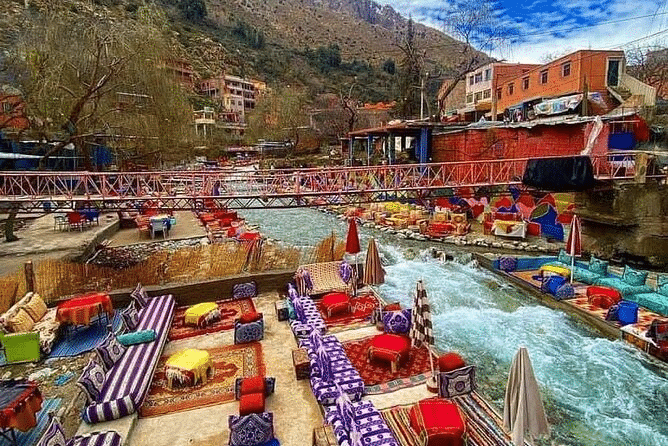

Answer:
[67,212,85,231]
[151,219,169,239]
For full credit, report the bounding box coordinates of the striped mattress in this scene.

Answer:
[83,294,175,423]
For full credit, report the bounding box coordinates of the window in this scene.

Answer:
[483,89,491,99]
[540,70,548,84]
[484,69,491,81]
[474,91,482,102]
[475,73,483,83]
[522,77,529,90]
[496,88,502,100]
[469,76,474,86]
[466,94,473,103]
[1,102,11,113]
[562,62,571,77]
[508,83,514,95]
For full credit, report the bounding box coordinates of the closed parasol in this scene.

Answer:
[409,279,436,388]
[363,238,385,286]
[566,214,581,283]
[503,346,549,446]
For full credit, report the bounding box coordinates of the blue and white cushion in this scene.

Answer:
[233,281,257,299]
[382,309,412,334]
[438,365,476,398]
[95,334,127,371]
[77,359,106,404]
[229,412,274,446]
[120,303,139,331]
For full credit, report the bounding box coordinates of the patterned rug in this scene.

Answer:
[168,298,255,341]
[317,294,378,329]
[342,336,432,391]
[380,393,522,446]
[139,342,264,417]
[49,312,122,358]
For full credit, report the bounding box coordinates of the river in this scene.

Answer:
[241,207,668,446]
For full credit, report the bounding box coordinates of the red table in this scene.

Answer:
[409,397,466,446]
[368,333,411,373]
[0,380,43,446]
[56,292,113,326]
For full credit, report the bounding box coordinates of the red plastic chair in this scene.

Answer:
[67,212,85,231]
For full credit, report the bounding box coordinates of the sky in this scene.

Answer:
[376,0,668,63]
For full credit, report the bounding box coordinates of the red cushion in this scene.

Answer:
[589,295,616,310]
[369,334,411,363]
[322,293,349,306]
[239,312,262,324]
[239,392,265,416]
[586,286,622,300]
[240,376,265,396]
[322,293,350,317]
[383,303,402,312]
[409,398,466,446]
[438,353,466,372]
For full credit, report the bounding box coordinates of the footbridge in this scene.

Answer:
[0,153,655,213]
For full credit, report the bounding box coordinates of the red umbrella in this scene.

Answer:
[346,218,361,255]
[566,214,581,283]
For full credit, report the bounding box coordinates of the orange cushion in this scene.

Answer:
[239,312,262,324]
[239,392,265,416]
[439,353,466,372]
[240,376,265,396]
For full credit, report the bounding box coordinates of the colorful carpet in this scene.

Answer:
[139,342,264,417]
[168,298,255,341]
[49,312,122,358]
[342,336,432,391]
[567,296,656,330]
[0,398,62,446]
[380,393,520,446]
[317,294,378,329]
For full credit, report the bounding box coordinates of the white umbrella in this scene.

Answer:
[503,347,549,445]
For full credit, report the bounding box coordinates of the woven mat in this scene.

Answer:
[380,393,522,446]
[317,294,377,329]
[342,336,432,392]
[168,298,255,341]
[139,342,264,417]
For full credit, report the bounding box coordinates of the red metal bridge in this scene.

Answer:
[0,153,653,213]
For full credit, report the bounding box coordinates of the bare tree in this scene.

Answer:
[395,17,423,118]
[435,0,518,115]
[627,46,668,100]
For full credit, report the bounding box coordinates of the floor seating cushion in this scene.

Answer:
[325,400,399,446]
[82,294,175,424]
[0,292,61,355]
[626,275,668,316]
[37,414,122,446]
[321,292,351,318]
[594,277,652,298]
[290,296,327,338]
[229,412,274,446]
[234,313,264,344]
[368,333,411,373]
[409,397,466,446]
[586,286,622,310]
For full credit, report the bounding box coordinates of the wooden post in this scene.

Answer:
[24,260,35,293]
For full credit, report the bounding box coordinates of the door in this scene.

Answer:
[607,59,620,87]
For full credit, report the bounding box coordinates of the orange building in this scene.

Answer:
[496,50,626,118]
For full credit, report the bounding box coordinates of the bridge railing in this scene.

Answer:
[0,153,650,201]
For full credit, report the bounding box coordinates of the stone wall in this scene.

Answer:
[576,182,668,267]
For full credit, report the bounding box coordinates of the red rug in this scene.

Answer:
[168,298,256,341]
[317,294,378,328]
[140,342,264,417]
[342,336,432,387]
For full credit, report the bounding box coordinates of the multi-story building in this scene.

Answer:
[163,59,195,91]
[0,85,29,131]
[199,74,265,124]
[460,62,539,121]
[495,50,656,121]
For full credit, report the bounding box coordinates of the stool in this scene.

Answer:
[184,302,220,328]
[368,333,411,373]
[438,352,466,372]
[275,300,289,321]
[586,286,622,309]
[292,348,310,380]
[321,292,351,318]
[409,397,466,446]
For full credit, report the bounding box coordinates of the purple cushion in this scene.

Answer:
[438,365,476,398]
[233,281,257,299]
[36,418,66,446]
[130,283,150,309]
[77,359,106,404]
[95,333,127,371]
[120,302,139,331]
[317,344,333,382]
[293,298,306,323]
[335,386,355,431]
[229,412,274,446]
[382,309,412,334]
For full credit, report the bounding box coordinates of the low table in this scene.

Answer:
[368,333,411,373]
[184,302,221,328]
[409,397,466,446]
[165,349,214,390]
[292,348,310,380]
[56,292,113,327]
[0,380,43,446]
[320,292,350,318]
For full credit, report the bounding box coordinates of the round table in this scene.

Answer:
[184,302,220,328]
[56,292,113,326]
[164,349,214,390]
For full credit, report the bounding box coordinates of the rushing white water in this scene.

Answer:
[241,208,668,446]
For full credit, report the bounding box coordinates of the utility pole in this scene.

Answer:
[420,75,425,120]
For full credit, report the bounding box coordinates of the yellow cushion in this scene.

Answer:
[8,308,35,333]
[22,293,47,323]
[184,302,219,326]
